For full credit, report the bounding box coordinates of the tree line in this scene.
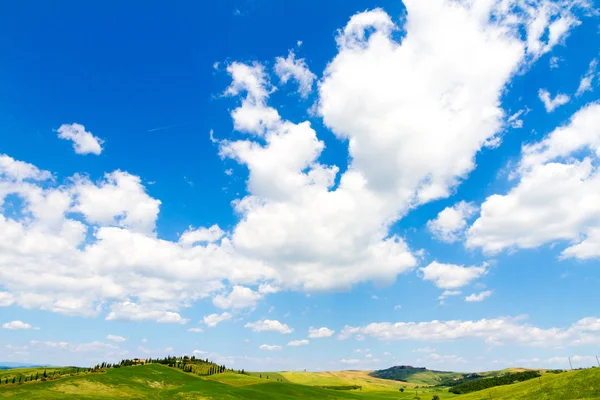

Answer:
[449,370,541,394]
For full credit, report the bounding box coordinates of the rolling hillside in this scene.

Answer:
[370,365,467,385]
[0,362,597,399]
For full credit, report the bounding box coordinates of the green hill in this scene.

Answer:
[370,365,467,385]
[457,367,600,400]
[0,363,598,399]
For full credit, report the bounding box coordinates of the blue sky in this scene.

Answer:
[1,0,600,372]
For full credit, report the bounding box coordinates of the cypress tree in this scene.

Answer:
[43,369,47,378]
[12,377,16,384]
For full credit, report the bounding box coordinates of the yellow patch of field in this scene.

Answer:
[176,393,211,400]
[132,377,178,389]
[280,370,417,391]
[50,381,136,397]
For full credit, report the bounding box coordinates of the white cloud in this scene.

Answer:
[438,290,462,302]
[465,290,493,302]
[420,261,488,289]
[179,225,224,246]
[468,102,600,258]
[538,88,570,112]
[339,316,600,347]
[224,62,279,136]
[187,327,204,333]
[71,171,161,234]
[57,123,104,155]
[203,312,232,328]
[575,58,597,97]
[507,109,527,129]
[0,292,14,307]
[427,201,478,243]
[0,154,52,181]
[308,327,335,338]
[245,319,293,334]
[549,56,561,69]
[287,339,309,347]
[106,334,126,342]
[212,285,262,310]
[340,358,360,364]
[274,50,316,98]
[2,320,36,330]
[394,305,402,310]
[259,344,282,351]
[106,302,189,324]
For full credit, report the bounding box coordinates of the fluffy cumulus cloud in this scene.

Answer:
[57,123,104,155]
[203,312,232,328]
[179,225,225,246]
[0,0,590,324]
[427,201,478,243]
[420,261,488,289]
[339,316,600,347]
[244,319,293,334]
[538,88,570,112]
[212,285,263,310]
[468,102,600,258]
[465,290,493,302]
[308,327,335,338]
[2,320,36,330]
[274,50,316,98]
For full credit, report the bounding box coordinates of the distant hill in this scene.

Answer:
[370,365,467,385]
[0,362,47,370]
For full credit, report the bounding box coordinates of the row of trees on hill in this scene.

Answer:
[0,354,244,387]
[449,370,541,394]
[0,367,100,386]
[146,355,232,376]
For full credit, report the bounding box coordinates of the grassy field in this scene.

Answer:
[0,363,597,399]
[457,368,600,400]
[280,370,419,390]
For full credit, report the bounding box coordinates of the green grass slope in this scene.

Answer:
[457,368,600,400]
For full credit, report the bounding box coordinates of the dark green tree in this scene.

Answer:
[432,396,441,400]
[12,377,16,384]
[400,388,404,392]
